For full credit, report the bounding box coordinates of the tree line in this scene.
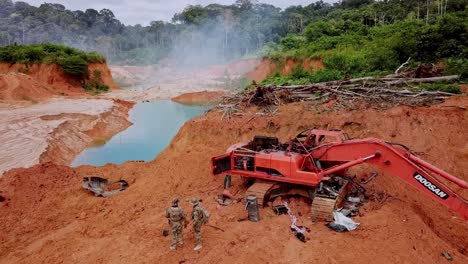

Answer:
[0,0,466,66]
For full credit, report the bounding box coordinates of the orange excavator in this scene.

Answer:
[212,129,467,220]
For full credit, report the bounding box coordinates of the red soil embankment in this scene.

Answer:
[0,63,118,102]
[171,91,225,105]
[245,58,324,82]
[39,99,133,166]
[0,95,466,263]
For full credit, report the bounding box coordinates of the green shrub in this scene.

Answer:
[309,69,344,83]
[419,83,461,94]
[83,83,93,91]
[0,43,106,77]
[96,84,110,91]
[291,64,309,79]
[445,58,468,79]
[281,35,305,50]
[93,69,102,79]
[323,51,367,74]
[58,56,88,77]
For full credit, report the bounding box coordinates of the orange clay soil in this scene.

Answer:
[0,63,118,102]
[171,91,225,105]
[245,58,324,82]
[0,96,467,264]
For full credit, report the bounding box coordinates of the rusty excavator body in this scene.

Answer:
[212,129,467,220]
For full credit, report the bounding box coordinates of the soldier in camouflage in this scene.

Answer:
[165,197,187,250]
[189,197,209,251]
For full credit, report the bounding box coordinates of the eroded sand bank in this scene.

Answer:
[0,98,131,175]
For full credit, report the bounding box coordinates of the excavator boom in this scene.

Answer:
[309,139,467,219]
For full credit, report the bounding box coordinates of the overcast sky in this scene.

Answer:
[21,0,336,26]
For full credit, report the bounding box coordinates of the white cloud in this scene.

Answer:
[20,0,337,25]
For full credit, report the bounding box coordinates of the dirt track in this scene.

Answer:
[0,94,466,263]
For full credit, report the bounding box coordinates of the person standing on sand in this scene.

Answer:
[189,198,210,251]
[165,197,187,250]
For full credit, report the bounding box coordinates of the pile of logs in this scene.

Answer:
[218,75,460,116]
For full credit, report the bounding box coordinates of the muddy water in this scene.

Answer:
[71,101,207,167]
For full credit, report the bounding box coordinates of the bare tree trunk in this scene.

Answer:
[444,0,448,15]
[437,0,439,15]
[22,23,25,44]
[426,0,430,25]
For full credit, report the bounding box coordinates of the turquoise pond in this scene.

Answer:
[71,101,208,167]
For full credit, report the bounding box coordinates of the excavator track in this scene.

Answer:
[245,181,276,207]
[311,197,337,222]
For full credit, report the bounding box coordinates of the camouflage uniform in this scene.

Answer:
[165,198,187,250]
[189,198,209,251]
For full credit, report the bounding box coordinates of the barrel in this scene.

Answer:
[246,195,259,222]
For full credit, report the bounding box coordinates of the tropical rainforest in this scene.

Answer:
[0,0,466,80]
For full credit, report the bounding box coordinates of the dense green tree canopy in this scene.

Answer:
[0,0,465,68]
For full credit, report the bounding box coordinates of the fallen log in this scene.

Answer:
[269,75,460,90]
[382,75,459,85]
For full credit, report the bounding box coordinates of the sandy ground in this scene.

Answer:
[0,99,131,175]
[105,59,261,101]
[0,94,466,263]
[171,91,225,104]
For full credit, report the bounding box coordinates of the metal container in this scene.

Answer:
[224,174,232,189]
[246,195,259,222]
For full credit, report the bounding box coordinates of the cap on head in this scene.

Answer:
[172,197,180,206]
[189,197,199,205]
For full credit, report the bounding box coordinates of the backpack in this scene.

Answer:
[201,207,210,224]
[194,206,210,224]
[168,207,184,222]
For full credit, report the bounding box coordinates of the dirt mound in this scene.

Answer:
[171,91,225,105]
[245,58,324,82]
[0,63,118,102]
[0,96,467,263]
[0,72,55,102]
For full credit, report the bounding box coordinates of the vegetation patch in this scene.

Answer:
[0,43,105,78]
[263,3,467,87]
[83,69,110,94]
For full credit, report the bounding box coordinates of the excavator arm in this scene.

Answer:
[309,139,468,219]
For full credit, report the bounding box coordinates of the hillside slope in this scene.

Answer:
[0,95,466,263]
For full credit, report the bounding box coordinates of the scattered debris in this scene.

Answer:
[216,194,235,206]
[206,224,225,232]
[284,202,310,242]
[441,251,453,261]
[82,176,129,197]
[219,75,459,113]
[326,222,349,232]
[347,196,361,203]
[272,204,288,215]
[326,210,360,232]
